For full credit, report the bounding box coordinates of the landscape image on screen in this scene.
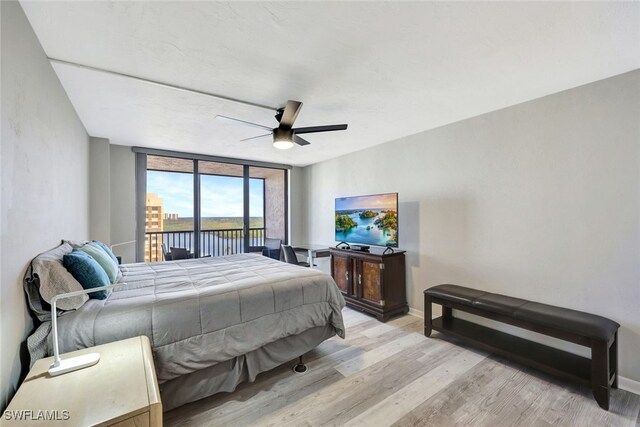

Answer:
[335,193,398,247]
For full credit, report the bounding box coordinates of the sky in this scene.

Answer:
[147,170,264,217]
[336,193,397,211]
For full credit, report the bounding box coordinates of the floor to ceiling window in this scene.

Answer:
[198,161,265,257]
[145,157,194,262]
[140,153,288,262]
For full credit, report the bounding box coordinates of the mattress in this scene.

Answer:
[51,253,346,383]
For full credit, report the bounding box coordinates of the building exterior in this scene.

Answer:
[145,193,164,262]
[164,213,179,220]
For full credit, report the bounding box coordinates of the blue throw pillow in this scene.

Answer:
[80,242,118,283]
[92,240,119,265]
[63,249,111,300]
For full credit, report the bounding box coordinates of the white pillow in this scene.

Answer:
[33,243,88,310]
[62,239,89,249]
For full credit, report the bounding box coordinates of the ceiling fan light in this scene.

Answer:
[273,127,294,149]
[273,139,294,150]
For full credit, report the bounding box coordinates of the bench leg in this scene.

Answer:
[591,338,611,410]
[424,294,432,337]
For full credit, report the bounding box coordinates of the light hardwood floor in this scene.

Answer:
[165,308,640,426]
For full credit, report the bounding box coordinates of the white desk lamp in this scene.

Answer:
[110,240,136,251]
[110,240,136,263]
[49,283,124,376]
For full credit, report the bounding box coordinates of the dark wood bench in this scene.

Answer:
[424,284,620,410]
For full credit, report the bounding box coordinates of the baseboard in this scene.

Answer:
[408,307,423,318]
[619,376,640,396]
[408,306,443,318]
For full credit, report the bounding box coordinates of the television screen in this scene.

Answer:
[335,193,398,247]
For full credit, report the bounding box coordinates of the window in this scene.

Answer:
[137,152,288,262]
[144,157,194,262]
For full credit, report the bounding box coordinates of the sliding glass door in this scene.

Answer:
[145,157,194,262]
[141,155,287,262]
[199,161,252,257]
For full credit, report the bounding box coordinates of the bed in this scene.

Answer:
[25,246,346,410]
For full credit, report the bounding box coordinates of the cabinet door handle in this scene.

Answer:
[345,271,349,281]
[358,274,362,285]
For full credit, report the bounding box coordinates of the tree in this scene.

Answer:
[335,214,357,230]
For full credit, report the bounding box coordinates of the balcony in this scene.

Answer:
[145,228,265,262]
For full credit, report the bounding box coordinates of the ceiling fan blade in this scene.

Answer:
[293,124,348,134]
[240,133,272,142]
[215,115,273,131]
[279,100,303,128]
[293,135,311,146]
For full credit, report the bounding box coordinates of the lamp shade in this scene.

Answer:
[273,139,294,149]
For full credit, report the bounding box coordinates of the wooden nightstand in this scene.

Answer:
[4,336,162,426]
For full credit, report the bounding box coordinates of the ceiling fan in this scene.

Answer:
[215,100,348,149]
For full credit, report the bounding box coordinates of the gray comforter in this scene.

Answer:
[51,253,345,383]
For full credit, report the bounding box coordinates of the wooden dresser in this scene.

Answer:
[330,247,408,321]
[4,336,162,426]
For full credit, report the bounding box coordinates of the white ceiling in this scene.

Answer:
[21,1,640,167]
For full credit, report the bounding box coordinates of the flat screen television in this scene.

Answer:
[335,192,398,247]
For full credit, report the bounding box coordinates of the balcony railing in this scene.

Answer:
[145,228,265,262]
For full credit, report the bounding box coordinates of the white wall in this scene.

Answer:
[88,142,137,263]
[289,167,307,244]
[1,1,90,410]
[301,70,640,383]
[108,145,137,263]
[89,137,111,243]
